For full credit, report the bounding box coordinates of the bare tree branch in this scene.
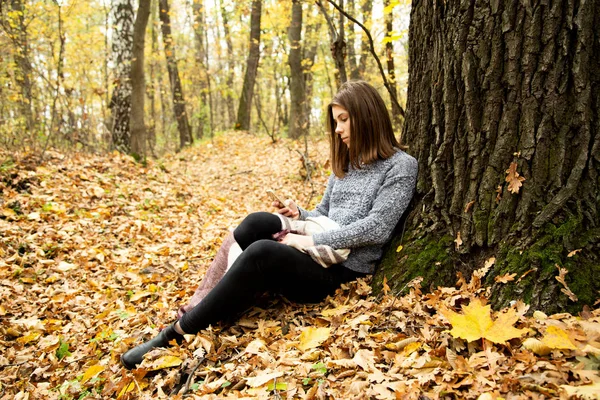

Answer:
[323,0,406,118]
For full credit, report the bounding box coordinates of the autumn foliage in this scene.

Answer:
[1,133,599,399]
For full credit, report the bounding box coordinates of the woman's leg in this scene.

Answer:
[232,211,282,249]
[178,239,359,334]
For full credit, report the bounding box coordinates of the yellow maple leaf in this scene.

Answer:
[540,326,577,350]
[442,298,527,343]
[297,327,330,351]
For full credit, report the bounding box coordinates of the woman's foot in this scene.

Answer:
[121,324,183,369]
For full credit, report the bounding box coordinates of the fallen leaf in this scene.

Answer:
[245,370,284,388]
[382,276,390,295]
[454,232,462,250]
[505,162,525,194]
[560,382,600,399]
[540,326,577,350]
[464,200,475,213]
[567,249,582,257]
[298,327,330,351]
[522,338,551,356]
[147,355,183,371]
[555,264,578,302]
[494,273,516,284]
[442,298,527,343]
[396,244,403,252]
[80,364,105,384]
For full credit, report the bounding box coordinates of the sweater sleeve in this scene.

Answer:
[312,158,417,249]
[297,173,335,220]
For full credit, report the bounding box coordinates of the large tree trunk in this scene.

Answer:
[374,0,600,314]
[109,0,134,153]
[288,0,306,140]
[130,0,151,158]
[235,0,262,131]
[159,0,192,150]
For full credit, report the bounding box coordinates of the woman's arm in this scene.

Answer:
[296,174,335,220]
[312,161,417,249]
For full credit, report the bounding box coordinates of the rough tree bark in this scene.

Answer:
[374,0,600,314]
[130,0,151,158]
[109,0,134,153]
[288,0,306,140]
[159,0,192,150]
[235,0,262,131]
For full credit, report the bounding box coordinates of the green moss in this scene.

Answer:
[373,233,455,296]
[490,216,600,314]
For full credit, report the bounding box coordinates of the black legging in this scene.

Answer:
[178,212,362,334]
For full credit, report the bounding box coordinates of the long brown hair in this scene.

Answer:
[327,81,400,177]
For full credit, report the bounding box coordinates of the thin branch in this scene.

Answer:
[323,0,406,118]
[315,0,337,40]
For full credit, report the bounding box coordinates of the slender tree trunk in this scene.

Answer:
[375,0,600,314]
[109,0,134,153]
[192,0,208,139]
[235,0,262,131]
[8,0,35,142]
[384,0,401,130]
[303,20,320,133]
[346,0,359,80]
[129,0,151,158]
[147,0,158,155]
[158,0,192,150]
[288,0,305,140]
[316,0,347,88]
[220,0,236,127]
[358,0,372,78]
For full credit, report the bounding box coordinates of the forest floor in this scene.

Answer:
[1,132,599,400]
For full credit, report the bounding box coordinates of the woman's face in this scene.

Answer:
[332,105,351,147]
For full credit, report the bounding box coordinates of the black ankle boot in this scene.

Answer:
[121,324,183,369]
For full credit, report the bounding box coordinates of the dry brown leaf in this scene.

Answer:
[505,162,526,194]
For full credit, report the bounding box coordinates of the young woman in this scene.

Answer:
[121,81,418,369]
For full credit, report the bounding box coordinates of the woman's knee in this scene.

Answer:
[233,212,280,249]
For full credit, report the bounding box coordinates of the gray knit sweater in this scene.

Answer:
[298,150,418,274]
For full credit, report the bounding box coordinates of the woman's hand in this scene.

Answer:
[280,233,314,249]
[274,199,300,219]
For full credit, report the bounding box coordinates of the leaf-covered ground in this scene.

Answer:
[1,132,599,400]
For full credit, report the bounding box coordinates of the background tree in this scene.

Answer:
[129,0,151,158]
[109,0,134,153]
[235,0,262,131]
[375,0,600,314]
[288,0,306,140]
[1,0,36,142]
[159,0,192,149]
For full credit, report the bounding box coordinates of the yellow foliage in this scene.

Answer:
[298,327,330,351]
[442,298,527,344]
